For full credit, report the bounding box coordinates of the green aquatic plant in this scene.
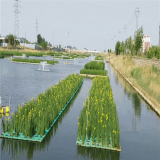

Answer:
[77,76,120,149]
[95,55,104,60]
[2,74,83,138]
[12,58,58,64]
[80,69,107,76]
[84,61,105,70]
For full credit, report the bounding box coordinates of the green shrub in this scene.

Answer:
[0,53,4,59]
[84,61,105,70]
[80,69,107,76]
[95,55,104,60]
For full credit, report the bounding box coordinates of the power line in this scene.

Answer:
[13,0,21,38]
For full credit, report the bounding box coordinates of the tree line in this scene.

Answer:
[115,27,160,59]
[36,34,52,50]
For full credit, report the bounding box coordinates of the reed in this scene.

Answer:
[2,74,83,138]
[77,76,120,148]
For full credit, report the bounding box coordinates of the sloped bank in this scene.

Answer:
[108,56,160,117]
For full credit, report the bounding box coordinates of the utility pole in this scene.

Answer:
[135,7,140,31]
[52,31,54,48]
[14,0,21,39]
[35,19,39,43]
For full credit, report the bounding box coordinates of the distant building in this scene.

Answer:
[142,35,151,52]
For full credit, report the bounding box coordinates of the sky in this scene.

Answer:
[0,0,160,51]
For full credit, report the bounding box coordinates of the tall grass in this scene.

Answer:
[109,55,160,105]
[77,77,120,148]
[2,74,83,138]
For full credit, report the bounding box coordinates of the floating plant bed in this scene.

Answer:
[11,58,59,65]
[0,74,83,142]
[80,69,107,76]
[76,76,121,151]
[80,61,107,77]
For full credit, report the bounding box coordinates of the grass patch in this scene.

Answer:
[12,58,59,64]
[80,69,107,76]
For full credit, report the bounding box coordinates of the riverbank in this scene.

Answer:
[107,54,160,117]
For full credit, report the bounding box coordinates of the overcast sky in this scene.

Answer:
[0,0,160,51]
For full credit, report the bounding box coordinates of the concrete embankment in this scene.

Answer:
[109,60,160,117]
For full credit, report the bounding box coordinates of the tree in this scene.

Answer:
[125,36,132,52]
[110,49,112,53]
[42,38,45,43]
[120,41,125,54]
[25,38,29,44]
[115,41,121,55]
[39,42,47,50]
[134,27,144,54]
[7,34,15,46]
[37,34,43,44]
[108,49,109,53]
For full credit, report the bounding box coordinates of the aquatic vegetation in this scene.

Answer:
[12,58,59,64]
[80,69,107,76]
[84,61,105,70]
[80,61,106,76]
[77,77,120,149]
[95,55,104,60]
[0,53,4,58]
[2,74,83,139]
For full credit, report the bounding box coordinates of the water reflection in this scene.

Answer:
[77,146,120,160]
[0,86,82,160]
[110,65,142,120]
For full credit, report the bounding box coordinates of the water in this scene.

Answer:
[0,57,160,160]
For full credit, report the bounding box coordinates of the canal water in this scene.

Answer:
[0,57,159,160]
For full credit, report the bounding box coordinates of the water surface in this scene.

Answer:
[0,57,159,160]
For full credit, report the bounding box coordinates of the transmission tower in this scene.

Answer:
[13,0,21,38]
[135,7,140,31]
[35,19,39,42]
[68,31,69,47]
